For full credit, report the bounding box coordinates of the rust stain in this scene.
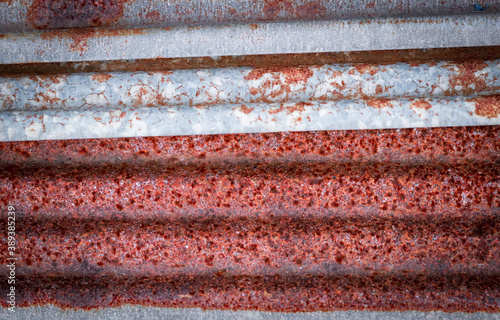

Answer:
[249,24,259,30]
[469,95,500,119]
[145,10,162,21]
[446,61,493,96]
[238,105,255,114]
[244,67,314,102]
[1,127,498,165]
[410,100,432,111]
[28,0,130,29]
[2,47,500,77]
[349,64,381,76]
[366,99,394,109]
[268,106,284,115]
[285,101,311,113]
[92,73,113,82]
[0,126,499,311]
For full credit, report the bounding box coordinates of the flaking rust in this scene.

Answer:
[28,0,130,29]
[0,126,499,312]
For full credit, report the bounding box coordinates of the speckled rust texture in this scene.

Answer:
[28,0,129,29]
[0,126,499,312]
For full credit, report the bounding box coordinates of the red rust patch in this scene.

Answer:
[410,100,432,111]
[469,95,500,119]
[285,101,311,113]
[349,64,381,76]
[145,10,162,21]
[366,1,376,9]
[28,0,129,29]
[445,61,493,96]
[244,67,314,102]
[366,99,394,109]
[92,73,113,82]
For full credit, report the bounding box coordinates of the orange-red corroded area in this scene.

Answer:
[28,0,129,29]
[469,95,500,119]
[0,126,499,312]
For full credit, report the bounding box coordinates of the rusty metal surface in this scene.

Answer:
[1,14,499,64]
[7,306,500,320]
[1,47,500,76]
[1,59,499,141]
[0,1,499,314]
[0,0,498,33]
[0,126,499,312]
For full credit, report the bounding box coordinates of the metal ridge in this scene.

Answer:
[0,2,499,314]
[1,14,499,64]
[1,47,500,76]
[1,59,499,141]
[1,0,499,32]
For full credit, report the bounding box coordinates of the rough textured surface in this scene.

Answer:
[27,0,129,29]
[0,126,499,312]
[9,60,500,112]
[7,0,500,32]
[1,15,500,64]
[1,60,499,141]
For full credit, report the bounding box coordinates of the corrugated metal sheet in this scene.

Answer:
[0,0,499,317]
[0,126,499,313]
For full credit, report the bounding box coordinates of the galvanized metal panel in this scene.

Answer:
[1,0,499,33]
[0,0,499,315]
[1,60,499,141]
[1,15,500,64]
